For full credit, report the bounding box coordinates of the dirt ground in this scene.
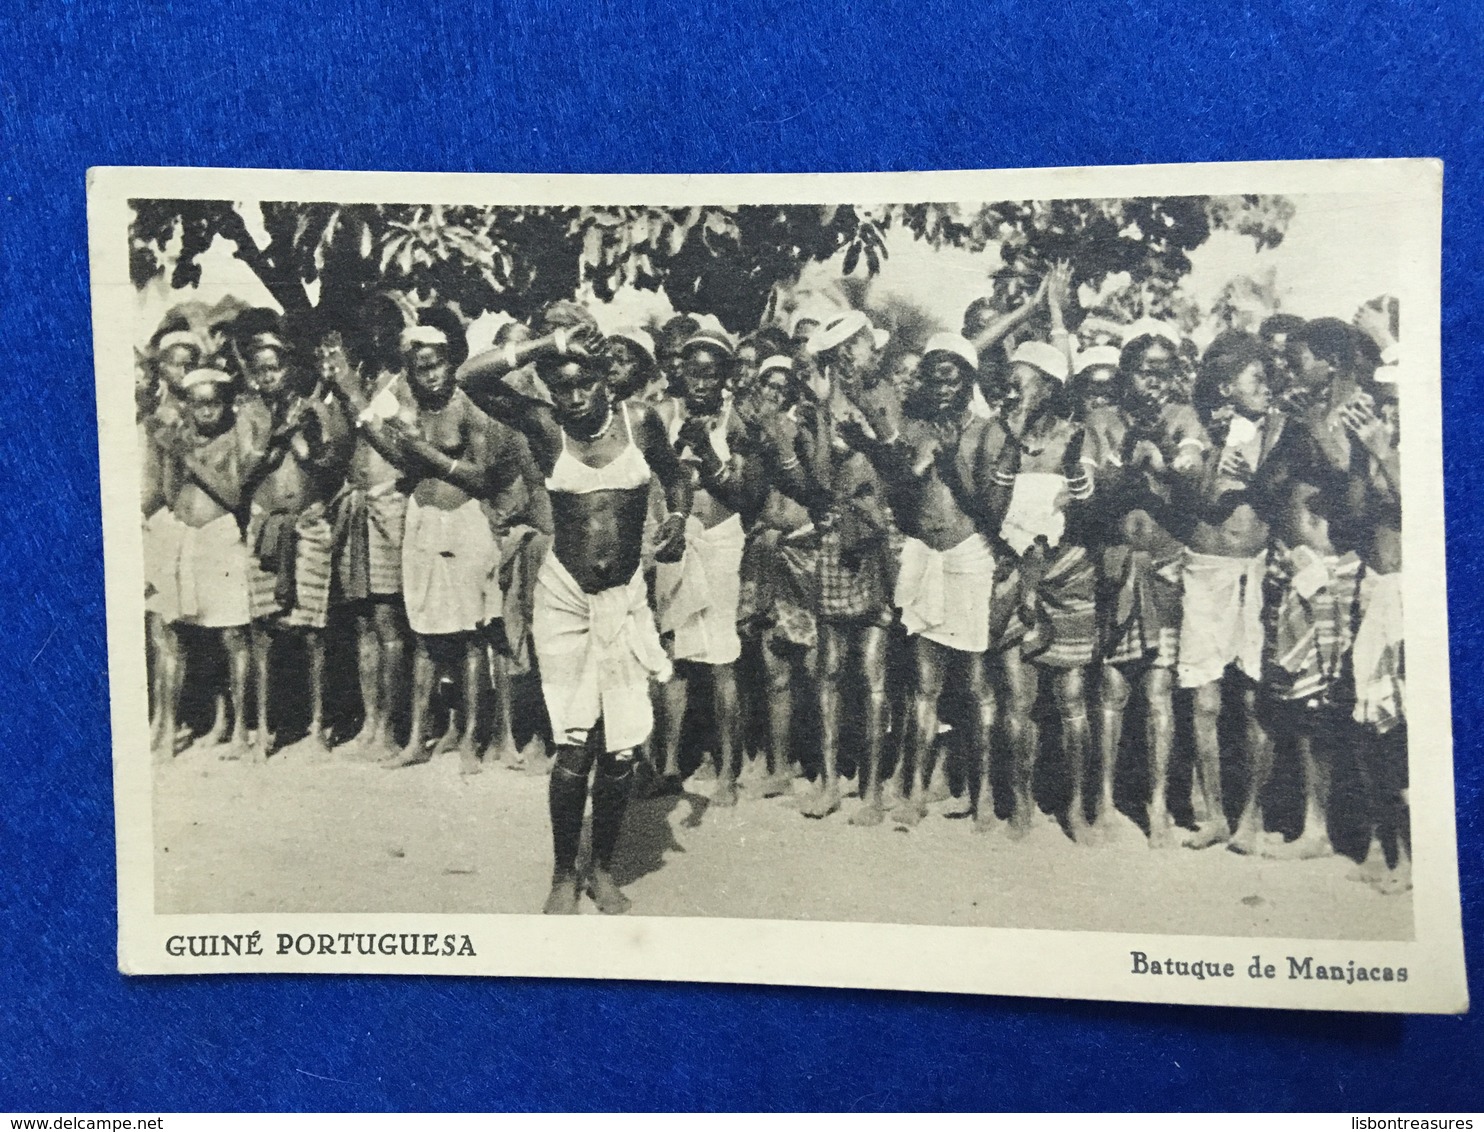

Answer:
[153,740,1412,940]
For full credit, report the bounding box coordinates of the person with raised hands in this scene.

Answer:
[837,332,1019,830]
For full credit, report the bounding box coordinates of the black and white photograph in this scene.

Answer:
[88,162,1463,1009]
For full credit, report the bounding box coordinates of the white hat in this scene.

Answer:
[1010,340,1070,383]
[401,324,449,352]
[1074,345,1123,374]
[922,332,979,373]
[806,310,889,357]
[1078,316,1125,345]
[180,367,234,391]
[609,328,657,366]
[155,330,203,356]
[681,328,735,357]
[757,354,795,377]
[1122,317,1183,349]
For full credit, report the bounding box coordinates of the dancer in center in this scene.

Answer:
[481,338,692,914]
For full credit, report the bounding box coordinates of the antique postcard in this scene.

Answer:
[88,160,1465,1010]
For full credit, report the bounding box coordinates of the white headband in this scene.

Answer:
[1010,340,1070,383]
[401,325,449,352]
[156,330,202,356]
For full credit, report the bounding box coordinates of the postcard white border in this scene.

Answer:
[88,159,1464,1011]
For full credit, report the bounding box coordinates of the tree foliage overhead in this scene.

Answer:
[890,195,1296,331]
[130,193,1292,336]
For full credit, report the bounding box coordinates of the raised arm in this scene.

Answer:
[966,274,1049,356]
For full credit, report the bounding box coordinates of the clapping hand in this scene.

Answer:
[652,512,687,563]
[1338,392,1390,453]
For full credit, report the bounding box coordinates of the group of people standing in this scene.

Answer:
[139,262,1410,916]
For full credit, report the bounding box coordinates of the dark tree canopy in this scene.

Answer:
[130,194,1293,336]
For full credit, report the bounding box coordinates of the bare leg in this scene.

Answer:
[385,636,434,768]
[588,748,637,913]
[485,649,519,763]
[802,623,846,818]
[888,636,945,828]
[1229,688,1276,855]
[1093,663,1129,839]
[1185,679,1231,848]
[148,612,167,750]
[1349,726,1388,882]
[757,639,796,797]
[349,608,381,750]
[1266,726,1334,859]
[711,663,740,806]
[152,621,181,763]
[1054,667,1094,843]
[852,626,895,824]
[221,627,250,761]
[657,668,689,780]
[1143,667,1178,848]
[202,692,229,747]
[374,601,405,752]
[1002,647,1042,840]
[457,636,483,775]
[965,652,1002,834]
[544,741,591,914]
[250,624,273,762]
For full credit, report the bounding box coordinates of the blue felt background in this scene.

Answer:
[2,0,1481,1111]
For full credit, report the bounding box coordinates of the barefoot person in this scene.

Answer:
[240,325,354,761]
[1341,373,1409,892]
[1085,326,1209,847]
[843,333,1018,829]
[144,367,257,762]
[1240,319,1373,859]
[371,310,528,773]
[652,329,766,805]
[321,298,413,759]
[487,339,690,914]
[786,310,898,819]
[736,354,819,798]
[142,325,204,753]
[1181,329,1286,851]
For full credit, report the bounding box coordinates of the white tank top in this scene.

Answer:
[544,402,652,494]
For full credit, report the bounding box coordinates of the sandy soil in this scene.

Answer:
[153,742,1412,939]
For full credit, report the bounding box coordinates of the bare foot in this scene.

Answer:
[247,730,275,765]
[520,734,552,776]
[220,735,249,763]
[430,718,459,757]
[1347,836,1388,883]
[277,732,333,764]
[1227,819,1266,857]
[1089,806,1145,848]
[382,743,432,770]
[483,737,519,766]
[1068,810,1096,846]
[712,777,739,807]
[1147,810,1180,850]
[924,763,952,805]
[543,873,580,915]
[458,744,483,777]
[1005,804,1037,842]
[586,869,631,915]
[849,802,886,827]
[1183,820,1232,850]
[1263,831,1334,860]
[972,810,1005,836]
[756,772,795,799]
[1370,861,1413,896]
[691,759,717,782]
[800,784,842,819]
[889,800,926,829]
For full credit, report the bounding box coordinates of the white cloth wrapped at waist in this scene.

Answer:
[532,550,672,753]
[655,512,746,664]
[895,532,997,653]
